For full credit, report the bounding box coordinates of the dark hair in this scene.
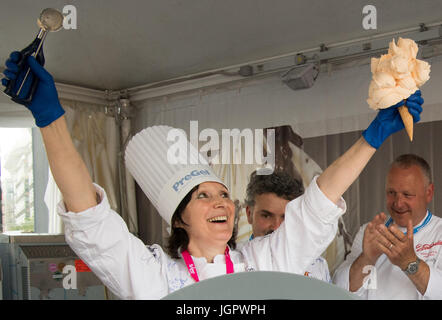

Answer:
[244,170,304,207]
[391,154,432,183]
[166,185,237,259]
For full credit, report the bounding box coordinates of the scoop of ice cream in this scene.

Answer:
[413,59,431,87]
[390,38,418,59]
[367,37,431,110]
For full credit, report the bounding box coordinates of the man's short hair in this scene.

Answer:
[390,154,432,183]
[245,170,304,207]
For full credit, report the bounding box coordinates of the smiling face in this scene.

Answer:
[385,164,434,228]
[177,182,235,252]
[246,193,289,237]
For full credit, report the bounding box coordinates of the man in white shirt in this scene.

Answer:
[333,154,442,299]
[245,170,331,282]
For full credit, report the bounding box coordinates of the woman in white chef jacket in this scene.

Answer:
[2,52,423,299]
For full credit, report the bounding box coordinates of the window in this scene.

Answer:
[0,127,60,234]
[0,128,34,232]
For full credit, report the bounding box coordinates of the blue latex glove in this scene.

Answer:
[2,51,65,127]
[362,90,424,149]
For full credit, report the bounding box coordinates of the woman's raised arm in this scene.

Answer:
[2,52,97,212]
[317,91,423,204]
[40,116,97,212]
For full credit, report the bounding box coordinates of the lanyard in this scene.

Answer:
[385,211,432,235]
[181,246,234,282]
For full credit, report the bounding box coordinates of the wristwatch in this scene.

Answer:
[403,257,421,275]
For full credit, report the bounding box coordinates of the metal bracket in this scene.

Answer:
[319,43,328,52]
[104,89,134,120]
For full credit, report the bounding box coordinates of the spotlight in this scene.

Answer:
[281,63,318,90]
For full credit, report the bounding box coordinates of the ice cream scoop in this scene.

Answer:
[37,8,64,32]
[4,8,64,105]
[367,38,431,141]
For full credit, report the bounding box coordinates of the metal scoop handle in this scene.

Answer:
[16,30,47,95]
[3,30,46,106]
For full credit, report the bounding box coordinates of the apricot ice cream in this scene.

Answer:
[367,37,430,140]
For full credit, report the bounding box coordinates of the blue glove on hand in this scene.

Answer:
[2,51,65,127]
[362,90,423,149]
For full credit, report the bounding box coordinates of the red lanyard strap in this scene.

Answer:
[181,246,234,282]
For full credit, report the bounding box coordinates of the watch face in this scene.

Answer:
[409,263,418,273]
[405,259,420,275]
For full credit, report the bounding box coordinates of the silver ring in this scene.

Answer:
[389,243,394,249]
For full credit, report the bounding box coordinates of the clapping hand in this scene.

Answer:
[375,219,416,271]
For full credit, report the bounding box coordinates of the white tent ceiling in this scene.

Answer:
[1,0,442,92]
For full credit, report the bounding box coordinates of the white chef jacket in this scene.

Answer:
[246,236,331,283]
[304,257,331,283]
[58,176,345,299]
[332,211,442,299]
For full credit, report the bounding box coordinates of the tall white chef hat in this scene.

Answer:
[125,125,227,225]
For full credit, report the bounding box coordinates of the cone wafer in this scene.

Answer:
[398,104,413,141]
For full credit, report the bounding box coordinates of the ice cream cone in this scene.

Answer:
[398,104,413,141]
